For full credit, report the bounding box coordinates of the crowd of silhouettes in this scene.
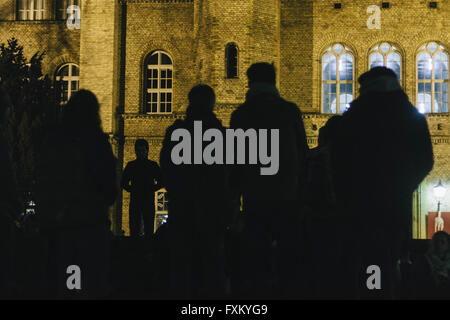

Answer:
[0,61,449,299]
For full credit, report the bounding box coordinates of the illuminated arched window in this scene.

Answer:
[369,42,402,81]
[417,42,448,113]
[144,51,173,114]
[225,43,238,78]
[55,63,79,104]
[322,44,354,114]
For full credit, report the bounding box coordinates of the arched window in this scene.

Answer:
[369,42,402,81]
[55,63,79,104]
[144,51,173,114]
[322,44,354,114]
[417,42,448,113]
[225,43,238,78]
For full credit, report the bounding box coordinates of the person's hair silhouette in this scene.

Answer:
[63,89,101,129]
[135,139,149,160]
[246,62,276,86]
[186,84,216,118]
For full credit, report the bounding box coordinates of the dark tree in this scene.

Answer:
[0,37,60,192]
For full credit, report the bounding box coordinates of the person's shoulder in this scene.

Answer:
[230,102,249,125]
[125,159,137,168]
[148,159,160,167]
[279,98,302,117]
[164,119,186,137]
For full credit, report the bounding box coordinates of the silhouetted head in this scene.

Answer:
[430,231,450,258]
[246,62,276,88]
[135,139,149,160]
[186,84,216,118]
[63,89,101,130]
[318,115,342,146]
[358,67,402,96]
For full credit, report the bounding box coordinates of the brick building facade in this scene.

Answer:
[0,0,448,238]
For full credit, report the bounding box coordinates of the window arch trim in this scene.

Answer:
[55,63,79,104]
[416,41,448,113]
[320,43,355,114]
[143,50,174,114]
[368,41,404,83]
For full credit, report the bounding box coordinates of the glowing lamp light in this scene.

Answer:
[433,180,447,200]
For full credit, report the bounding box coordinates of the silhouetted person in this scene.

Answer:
[303,115,343,298]
[412,231,450,299]
[0,85,22,298]
[160,84,233,299]
[36,90,117,299]
[122,139,162,238]
[332,67,434,299]
[229,63,309,298]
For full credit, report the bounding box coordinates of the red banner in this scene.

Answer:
[427,212,450,239]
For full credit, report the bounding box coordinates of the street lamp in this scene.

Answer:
[433,180,447,232]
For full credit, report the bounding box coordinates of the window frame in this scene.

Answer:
[55,63,80,104]
[55,0,80,21]
[321,43,355,114]
[368,42,403,83]
[143,51,174,114]
[416,42,449,113]
[16,0,46,21]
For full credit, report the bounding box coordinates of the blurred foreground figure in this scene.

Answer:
[0,85,22,298]
[230,63,309,298]
[121,139,162,238]
[36,90,117,299]
[333,67,434,299]
[160,84,233,299]
[412,231,450,298]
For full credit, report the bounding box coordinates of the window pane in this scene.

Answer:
[148,54,158,65]
[370,52,384,69]
[387,52,401,80]
[339,93,353,113]
[71,65,79,76]
[435,82,449,112]
[418,52,432,80]
[434,52,448,80]
[322,54,336,81]
[161,53,172,65]
[417,81,432,113]
[339,53,353,81]
[59,66,69,77]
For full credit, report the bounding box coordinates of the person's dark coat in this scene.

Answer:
[333,89,433,241]
[331,79,433,298]
[229,83,309,227]
[160,107,233,298]
[160,109,232,233]
[36,127,117,229]
[229,82,309,299]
